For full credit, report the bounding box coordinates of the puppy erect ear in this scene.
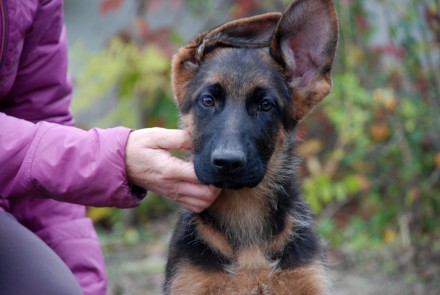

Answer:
[172,13,282,111]
[270,0,338,121]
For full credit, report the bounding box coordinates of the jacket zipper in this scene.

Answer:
[0,0,7,67]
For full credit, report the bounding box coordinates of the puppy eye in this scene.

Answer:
[258,99,275,112]
[200,94,215,108]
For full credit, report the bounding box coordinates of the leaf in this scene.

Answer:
[382,228,397,243]
[231,0,259,18]
[369,123,390,142]
[88,207,115,223]
[372,44,405,59]
[435,152,440,168]
[99,0,125,15]
[297,140,323,157]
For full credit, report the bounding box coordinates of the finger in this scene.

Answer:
[207,185,222,199]
[174,182,219,202]
[177,196,212,213]
[164,158,201,184]
[150,128,193,150]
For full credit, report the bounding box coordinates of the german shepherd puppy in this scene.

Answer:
[164,0,338,294]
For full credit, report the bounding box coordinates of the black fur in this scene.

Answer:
[187,48,293,190]
[165,1,338,291]
[165,211,232,284]
[164,48,321,294]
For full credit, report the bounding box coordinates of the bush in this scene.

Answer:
[300,0,440,255]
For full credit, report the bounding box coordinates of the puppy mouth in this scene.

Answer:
[194,154,266,190]
[214,182,244,190]
[212,180,248,190]
[199,172,264,190]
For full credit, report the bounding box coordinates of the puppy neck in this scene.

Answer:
[203,134,299,249]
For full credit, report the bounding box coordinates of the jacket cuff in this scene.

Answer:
[129,184,148,200]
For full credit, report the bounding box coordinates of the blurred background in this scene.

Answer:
[64,0,440,294]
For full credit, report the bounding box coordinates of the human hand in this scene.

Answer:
[125,128,221,212]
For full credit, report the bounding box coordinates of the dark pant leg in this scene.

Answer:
[0,211,83,295]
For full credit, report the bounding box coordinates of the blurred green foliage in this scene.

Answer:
[300,0,440,257]
[71,39,179,227]
[70,0,440,260]
[71,39,178,129]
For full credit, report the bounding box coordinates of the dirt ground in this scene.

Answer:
[104,217,440,295]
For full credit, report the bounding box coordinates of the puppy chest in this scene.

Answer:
[169,259,328,295]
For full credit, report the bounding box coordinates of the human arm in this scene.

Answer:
[0,1,142,208]
[0,0,219,211]
[0,112,142,208]
[0,113,220,210]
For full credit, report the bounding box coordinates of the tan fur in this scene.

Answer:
[171,44,200,109]
[210,188,269,247]
[290,76,333,121]
[266,215,296,256]
[181,113,194,132]
[196,213,302,267]
[234,246,275,273]
[169,262,328,295]
[259,127,292,196]
[195,218,234,259]
[172,13,282,108]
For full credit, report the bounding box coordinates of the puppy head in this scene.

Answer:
[172,0,338,189]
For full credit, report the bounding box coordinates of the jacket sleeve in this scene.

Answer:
[0,112,143,208]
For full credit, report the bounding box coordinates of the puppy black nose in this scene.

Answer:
[211,150,246,173]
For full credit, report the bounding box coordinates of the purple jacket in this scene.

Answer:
[0,0,144,294]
